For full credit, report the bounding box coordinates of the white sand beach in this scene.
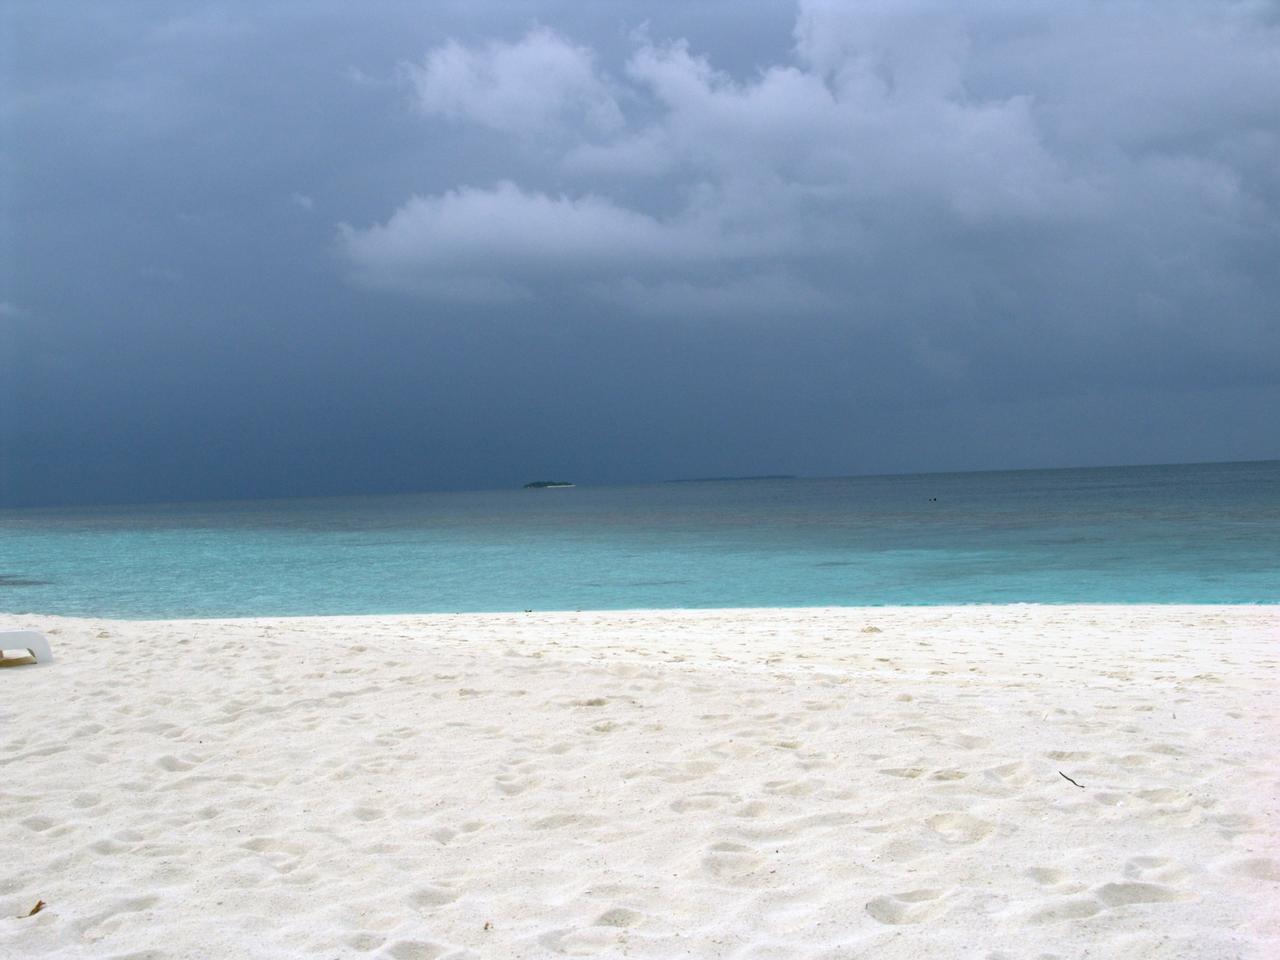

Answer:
[1,606,1276,959]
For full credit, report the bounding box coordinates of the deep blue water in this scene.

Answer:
[0,460,1276,618]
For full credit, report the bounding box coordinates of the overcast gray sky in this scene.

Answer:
[2,0,1278,506]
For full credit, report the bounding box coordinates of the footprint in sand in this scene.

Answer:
[663,760,721,783]
[1026,867,1070,887]
[530,813,603,831]
[79,896,160,942]
[1218,857,1280,882]
[383,939,448,960]
[241,837,307,873]
[155,754,199,772]
[1095,881,1193,907]
[863,819,901,835]
[702,841,765,880]
[1024,870,1192,926]
[1213,813,1262,837]
[1092,792,1126,807]
[763,779,821,796]
[1135,787,1191,805]
[494,772,537,796]
[865,888,948,925]
[1026,897,1103,924]
[984,761,1033,787]
[539,926,623,954]
[670,793,729,813]
[89,838,131,856]
[410,885,460,908]
[1123,856,1191,884]
[876,835,928,864]
[926,812,994,845]
[346,931,385,951]
[595,907,643,928]
[1116,753,1156,769]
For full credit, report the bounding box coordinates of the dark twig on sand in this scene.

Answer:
[1059,771,1085,789]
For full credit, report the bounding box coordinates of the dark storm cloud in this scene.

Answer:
[342,1,1280,378]
[1,1,1277,506]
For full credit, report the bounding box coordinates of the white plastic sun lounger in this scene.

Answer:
[0,631,53,665]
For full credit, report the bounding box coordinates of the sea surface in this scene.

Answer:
[1,461,1277,618]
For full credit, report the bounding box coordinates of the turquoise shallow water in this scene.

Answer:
[0,460,1276,618]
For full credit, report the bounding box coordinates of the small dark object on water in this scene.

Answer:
[1059,771,1085,789]
[0,574,50,587]
[26,900,46,917]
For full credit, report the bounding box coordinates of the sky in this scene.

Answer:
[2,0,1278,507]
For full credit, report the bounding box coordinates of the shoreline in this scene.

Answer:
[4,605,1277,958]
[0,601,1274,632]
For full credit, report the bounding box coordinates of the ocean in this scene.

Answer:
[1,460,1276,618]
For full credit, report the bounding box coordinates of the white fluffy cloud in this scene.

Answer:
[339,180,801,301]
[404,26,621,136]
[613,34,1083,222]
[341,1,1280,324]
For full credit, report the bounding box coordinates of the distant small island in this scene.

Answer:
[523,480,576,489]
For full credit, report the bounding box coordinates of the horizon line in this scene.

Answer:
[2,455,1275,514]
